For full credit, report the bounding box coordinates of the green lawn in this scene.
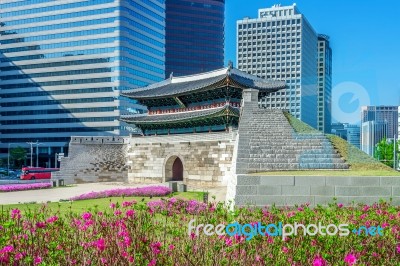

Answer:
[0,191,204,214]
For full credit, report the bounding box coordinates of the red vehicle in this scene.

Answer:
[20,167,60,180]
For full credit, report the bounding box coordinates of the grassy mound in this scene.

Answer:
[327,134,394,171]
[283,112,320,134]
[283,112,396,173]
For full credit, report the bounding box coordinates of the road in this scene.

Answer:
[0,182,227,205]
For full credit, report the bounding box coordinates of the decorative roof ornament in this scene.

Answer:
[169,72,173,80]
[227,60,233,70]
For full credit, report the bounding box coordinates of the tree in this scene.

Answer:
[374,138,400,168]
[10,146,27,168]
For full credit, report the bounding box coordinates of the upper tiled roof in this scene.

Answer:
[122,66,286,99]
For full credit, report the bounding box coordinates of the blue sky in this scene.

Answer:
[224,0,400,123]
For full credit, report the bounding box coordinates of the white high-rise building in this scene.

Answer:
[361,121,388,156]
[237,4,318,128]
[398,106,400,140]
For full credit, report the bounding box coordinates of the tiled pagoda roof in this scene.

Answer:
[122,66,286,100]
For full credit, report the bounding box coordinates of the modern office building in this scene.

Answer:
[361,121,388,156]
[331,123,347,140]
[346,124,360,149]
[0,0,165,167]
[361,106,398,139]
[331,123,360,149]
[317,34,332,133]
[237,4,318,128]
[165,0,224,77]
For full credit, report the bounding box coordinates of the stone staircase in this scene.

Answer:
[236,107,349,174]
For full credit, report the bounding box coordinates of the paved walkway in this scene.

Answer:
[0,182,227,205]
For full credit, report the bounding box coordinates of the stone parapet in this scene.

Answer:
[234,175,400,207]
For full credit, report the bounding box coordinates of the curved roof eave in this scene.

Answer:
[121,67,286,100]
[120,105,240,124]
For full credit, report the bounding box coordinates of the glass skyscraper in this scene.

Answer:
[0,0,165,167]
[237,4,318,128]
[317,34,332,133]
[165,0,224,77]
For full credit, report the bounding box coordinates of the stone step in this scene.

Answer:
[244,163,349,171]
[241,157,345,164]
[248,153,342,159]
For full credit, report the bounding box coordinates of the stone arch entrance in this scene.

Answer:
[164,155,184,182]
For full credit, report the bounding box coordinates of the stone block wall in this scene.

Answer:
[127,132,236,187]
[53,137,129,184]
[233,175,400,207]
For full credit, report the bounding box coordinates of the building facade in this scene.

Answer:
[0,0,165,166]
[361,121,388,156]
[317,34,332,133]
[361,106,399,140]
[331,123,360,149]
[331,123,347,140]
[236,4,318,128]
[165,0,224,77]
[346,124,361,149]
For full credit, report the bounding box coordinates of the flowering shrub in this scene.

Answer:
[0,183,51,192]
[0,199,399,265]
[70,186,172,201]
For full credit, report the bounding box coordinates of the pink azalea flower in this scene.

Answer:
[150,242,162,255]
[148,259,156,266]
[396,245,400,254]
[14,253,23,260]
[313,256,326,266]
[125,209,135,218]
[81,212,92,220]
[46,216,58,223]
[225,237,233,246]
[337,203,343,208]
[1,245,13,253]
[169,244,175,251]
[122,201,133,207]
[11,209,21,220]
[34,256,42,265]
[35,222,46,229]
[282,247,289,253]
[95,238,106,252]
[344,254,357,265]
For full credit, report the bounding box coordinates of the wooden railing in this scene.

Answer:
[148,102,240,115]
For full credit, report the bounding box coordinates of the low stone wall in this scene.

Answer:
[127,132,236,187]
[234,175,400,207]
[53,137,129,184]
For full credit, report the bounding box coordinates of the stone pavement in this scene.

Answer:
[0,182,227,205]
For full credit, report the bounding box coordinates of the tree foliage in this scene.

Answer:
[10,146,27,167]
[374,138,400,168]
